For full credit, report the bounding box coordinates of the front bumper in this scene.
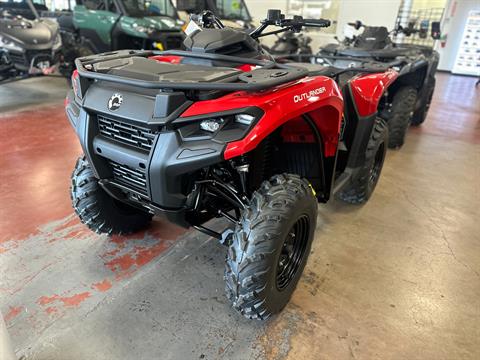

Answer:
[65,91,224,227]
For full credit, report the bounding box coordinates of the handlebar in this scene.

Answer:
[190,9,331,40]
[299,18,331,28]
[190,10,225,29]
[347,21,363,30]
[262,11,330,29]
[250,10,331,39]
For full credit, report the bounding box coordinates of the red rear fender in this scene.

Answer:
[349,69,398,117]
[180,76,344,160]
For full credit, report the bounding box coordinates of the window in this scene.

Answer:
[215,0,251,22]
[122,0,178,18]
[106,0,117,12]
[84,0,106,10]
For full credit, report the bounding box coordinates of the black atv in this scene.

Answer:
[0,0,62,82]
[314,21,440,148]
[263,30,313,62]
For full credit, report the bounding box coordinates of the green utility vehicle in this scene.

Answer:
[58,0,185,54]
[176,0,253,29]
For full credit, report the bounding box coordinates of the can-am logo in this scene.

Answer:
[108,93,123,111]
[293,87,326,103]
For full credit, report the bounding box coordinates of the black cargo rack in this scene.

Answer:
[75,50,309,91]
[311,54,407,67]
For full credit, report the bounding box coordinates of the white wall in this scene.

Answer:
[336,0,402,36]
[436,0,480,71]
[244,0,288,20]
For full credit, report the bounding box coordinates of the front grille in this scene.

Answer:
[109,160,148,196]
[97,115,156,152]
[165,35,184,50]
[9,50,55,69]
[8,51,28,67]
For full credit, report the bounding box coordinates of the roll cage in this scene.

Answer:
[0,0,44,19]
[176,0,252,23]
[77,0,180,19]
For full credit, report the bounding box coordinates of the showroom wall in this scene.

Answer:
[335,0,402,35]
[435,0,480,71]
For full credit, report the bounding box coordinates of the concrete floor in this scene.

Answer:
[0,73,479,360]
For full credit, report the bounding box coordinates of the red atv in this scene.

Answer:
[66,10,397,320]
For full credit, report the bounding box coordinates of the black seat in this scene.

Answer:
[336,48,375,58]
[354,26,391,50]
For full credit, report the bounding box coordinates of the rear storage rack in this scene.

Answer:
[75,50,309,92]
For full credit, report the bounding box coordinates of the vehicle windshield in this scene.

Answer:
[215,0,250,22]
[122,0,178,18]
[0,0,47,19]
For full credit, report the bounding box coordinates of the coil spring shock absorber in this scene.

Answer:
[234,155,249,194]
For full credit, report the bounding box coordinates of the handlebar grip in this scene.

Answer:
[347,21,363,30]
[302,18,331,28]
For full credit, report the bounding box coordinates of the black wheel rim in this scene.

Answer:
[276,215,310,290]
[369,143,385,186]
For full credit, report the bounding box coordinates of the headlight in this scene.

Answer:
[174,108,264,143]
[132,23,153,35]
[234,114,255,126]
[52,32,62,50]
[200,118,224,133]
[0,35,23,52]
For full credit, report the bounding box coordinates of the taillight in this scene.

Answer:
[71,69,80,99]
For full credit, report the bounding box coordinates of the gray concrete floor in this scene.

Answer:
[0,73,479,360]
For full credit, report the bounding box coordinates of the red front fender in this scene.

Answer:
[180,76,344,160]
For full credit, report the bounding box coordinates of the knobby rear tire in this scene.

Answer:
[338,118,388,204]
[411,78,435,126]
[387,86,417,149]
